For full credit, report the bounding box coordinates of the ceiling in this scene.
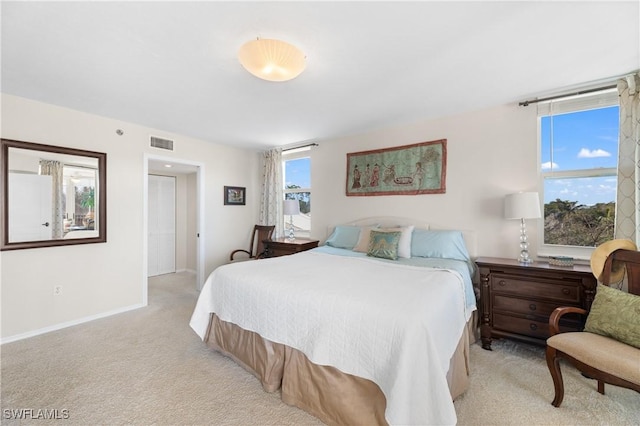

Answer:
[2,1,639,151]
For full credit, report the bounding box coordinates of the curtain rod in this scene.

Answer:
[519,84,617,107]
[282,142,318,152]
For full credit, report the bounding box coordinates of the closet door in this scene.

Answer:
[148,175,176,276]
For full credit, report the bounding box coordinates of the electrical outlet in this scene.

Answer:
[53,285,63,296]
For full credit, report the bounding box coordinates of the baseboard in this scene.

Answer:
[0,303,145,345]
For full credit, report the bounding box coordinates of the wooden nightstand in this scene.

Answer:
[476,257,597,350]
[263,237,319,258]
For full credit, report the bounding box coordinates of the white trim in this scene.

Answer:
[0,303,144,344]
[176,268,197,274]
[537,90,619,256]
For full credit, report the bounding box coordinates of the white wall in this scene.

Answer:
[311,102,540,259]
[1,94,260,341]
[1,94,540,341]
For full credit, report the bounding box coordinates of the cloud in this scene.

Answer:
[541,161,559,170]
[577,148,611,158]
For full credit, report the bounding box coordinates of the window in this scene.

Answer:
[538,89,619,258]
[283,148,311,238]
[62,164,98,232]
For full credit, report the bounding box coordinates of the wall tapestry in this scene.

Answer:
[346,139,446,196]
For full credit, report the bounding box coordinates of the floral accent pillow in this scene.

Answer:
[366,230,401,261]
[379,225,414,258]
[584,284,640,349]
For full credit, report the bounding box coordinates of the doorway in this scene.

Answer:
[143,155,204,305]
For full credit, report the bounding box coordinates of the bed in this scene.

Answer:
[190,217,478,425]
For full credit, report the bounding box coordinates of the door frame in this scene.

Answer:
[143,154,205,304]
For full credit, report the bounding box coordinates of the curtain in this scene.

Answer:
[39,160,64,239]
[260,148,284,238]
[615,72,640,246]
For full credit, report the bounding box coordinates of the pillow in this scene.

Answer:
[325,225,361,250]
[367,230,401,260]
[378,225,414,258]
[584,284,640,349]
[352,225,381,252]
[411,229,470,261]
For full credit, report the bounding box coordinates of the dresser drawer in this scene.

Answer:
[493,313,550,339]
[493,294,571,317]
[491,274,580,304]
[493,312,582,340]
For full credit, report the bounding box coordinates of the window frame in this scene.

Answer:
[282,147,311,238]
[537,89,619,261]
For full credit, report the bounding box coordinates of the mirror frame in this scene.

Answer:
[1,138,107,250]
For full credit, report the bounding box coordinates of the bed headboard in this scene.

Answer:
[326,216,478,259]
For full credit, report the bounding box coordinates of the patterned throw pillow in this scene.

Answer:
[367,230,401,260]
[584,284,640,349]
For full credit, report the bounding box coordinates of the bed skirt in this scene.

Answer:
[205,313,476,426]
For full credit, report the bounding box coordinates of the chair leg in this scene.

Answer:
[597,380,605,395]
[546,346,565,407]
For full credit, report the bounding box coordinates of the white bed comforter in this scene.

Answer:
[190,250,474,425]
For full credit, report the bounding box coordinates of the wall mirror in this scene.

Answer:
[1,138,107,250]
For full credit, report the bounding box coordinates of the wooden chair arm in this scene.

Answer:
[548,306,588,336]
[230,249,251,261]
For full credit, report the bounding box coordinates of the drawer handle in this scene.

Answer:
[562,288,571,295]
[498,280,507,286]
[529,303,537,311]
[530,323,538,331]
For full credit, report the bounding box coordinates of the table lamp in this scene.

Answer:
[283,199,300,241]
[504,192,541,264]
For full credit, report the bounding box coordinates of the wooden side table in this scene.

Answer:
[476,257,597,350]
[263,237,319,258]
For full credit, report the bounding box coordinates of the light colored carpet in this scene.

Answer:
[1,272,637,425]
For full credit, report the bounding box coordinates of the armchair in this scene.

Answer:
[229,225,275,262]
[545,248,640,407]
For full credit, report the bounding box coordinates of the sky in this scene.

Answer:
[284,157,310,188]
[284,106,620,206]
[541,105,618,206]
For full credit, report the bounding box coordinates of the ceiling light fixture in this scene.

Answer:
[238,38,306,82]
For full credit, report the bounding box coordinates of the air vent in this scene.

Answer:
[150,136,174,151]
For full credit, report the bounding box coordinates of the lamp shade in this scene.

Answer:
[504,192,541,219]
[238,38,306,82]
[283,199,300,216]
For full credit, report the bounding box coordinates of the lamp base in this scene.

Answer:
[517,218,533,264]
[287,216,295,241]
[518,254,533,264]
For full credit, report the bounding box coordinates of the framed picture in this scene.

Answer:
[224,186,246,205]
[346,139,447,196]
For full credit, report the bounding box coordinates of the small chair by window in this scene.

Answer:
[230,225,275,262]
[546,248,640,407]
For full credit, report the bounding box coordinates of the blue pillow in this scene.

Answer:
[411,229,470,261]
[325,225,361,249]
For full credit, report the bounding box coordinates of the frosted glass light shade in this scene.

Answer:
[238,38,306,82]
[504,192,541,220]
